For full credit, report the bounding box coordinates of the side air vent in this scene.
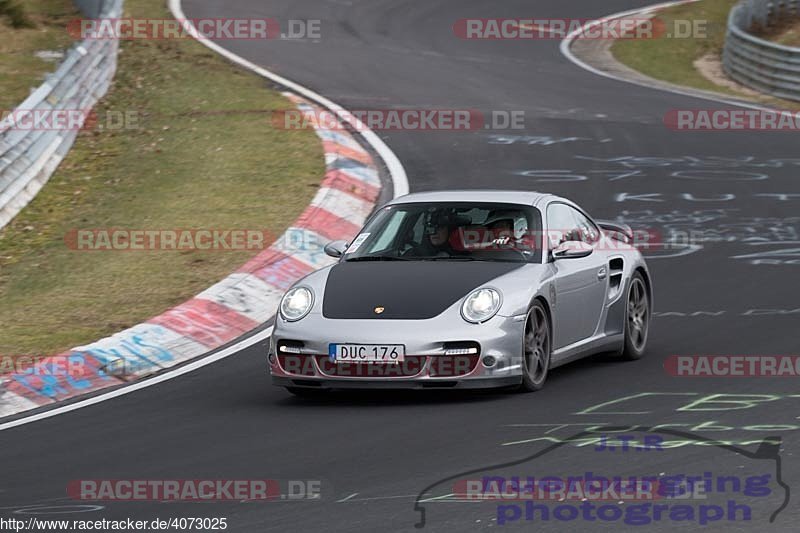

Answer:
[608,258,624,300]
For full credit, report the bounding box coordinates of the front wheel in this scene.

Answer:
[519,301,551,392]
[621,272,650,360]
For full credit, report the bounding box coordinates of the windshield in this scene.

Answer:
[343,202,543,263]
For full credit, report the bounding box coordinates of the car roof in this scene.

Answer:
[387,189,551,206]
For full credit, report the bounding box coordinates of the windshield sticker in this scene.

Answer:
[345,233,370,254]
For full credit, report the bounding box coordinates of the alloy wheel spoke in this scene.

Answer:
[525,330,536,349]
[526,309,548,380]
[628,281,648,343]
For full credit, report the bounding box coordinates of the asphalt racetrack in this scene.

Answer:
[1,1,799,531]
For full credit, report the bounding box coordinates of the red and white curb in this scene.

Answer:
[0,95,385,419]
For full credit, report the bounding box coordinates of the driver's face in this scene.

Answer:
[429,226,449,246]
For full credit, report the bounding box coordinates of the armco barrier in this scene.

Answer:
[0,0,123,230]
[74,0,110,18]
[723,0,800,101]
[0,94,382,418]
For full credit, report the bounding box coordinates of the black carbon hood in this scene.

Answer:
[322,261,522,319]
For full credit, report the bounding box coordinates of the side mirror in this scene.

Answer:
[324,239,348,258]
[552,240,593,260]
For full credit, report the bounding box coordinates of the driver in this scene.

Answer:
[406,213,457,257]
[485,210,528,244]
[488,218,514,244]
[428,222,450,249]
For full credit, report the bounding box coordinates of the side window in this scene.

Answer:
[546,203,599,248]
[547,204,579,248]
[571,208,600,244]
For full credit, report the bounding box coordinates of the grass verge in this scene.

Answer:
[0,0,79,110]
[610,0,800,110]
[0,0,324,356]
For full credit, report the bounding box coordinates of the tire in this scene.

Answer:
[519,301,551,392]
[621,272,650,360]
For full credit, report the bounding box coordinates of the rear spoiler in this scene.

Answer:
[596,220,634,243]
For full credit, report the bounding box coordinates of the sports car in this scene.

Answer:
[268,190,652,393]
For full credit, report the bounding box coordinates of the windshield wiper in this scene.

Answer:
[483,243,533,262]
[345,255,409,262]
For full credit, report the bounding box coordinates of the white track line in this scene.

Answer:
[559,0,792,114]
[0,0,411,432]
[0,327,272,432]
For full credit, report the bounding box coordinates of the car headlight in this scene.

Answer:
[461,288,502,324]
[280,286,314,321]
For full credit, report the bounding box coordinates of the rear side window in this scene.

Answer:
[546,203,600,248]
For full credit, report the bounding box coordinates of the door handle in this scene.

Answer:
[597,267,607,280]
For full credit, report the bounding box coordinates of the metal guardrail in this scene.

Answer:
[0,0,123,230]
[74,0,110,18]
[723,0,800,101]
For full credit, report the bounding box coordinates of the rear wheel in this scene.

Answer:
[621,273,650,360]
[519,301,551,392]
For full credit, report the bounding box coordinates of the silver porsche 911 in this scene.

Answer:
[268,190,652,394]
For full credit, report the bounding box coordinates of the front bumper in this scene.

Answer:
[271,375,521,390]
[268,311,525,389]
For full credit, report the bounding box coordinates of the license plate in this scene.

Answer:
[329,344,405,363]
